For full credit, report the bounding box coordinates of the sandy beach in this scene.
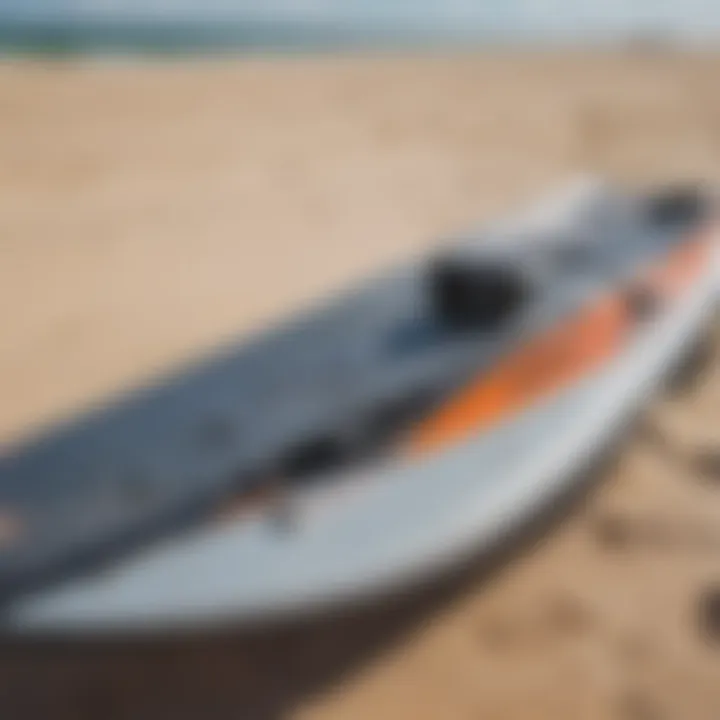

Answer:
[1,51,720,718]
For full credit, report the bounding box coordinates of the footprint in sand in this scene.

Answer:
[689,448,720,485]
[593,512,720,554]
[616,687,665,720]
[697,587,720,646]
[478,595,594,652]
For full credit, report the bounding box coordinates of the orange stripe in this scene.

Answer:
[408,232,713,456]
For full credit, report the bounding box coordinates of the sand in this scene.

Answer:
[1,51,719,718]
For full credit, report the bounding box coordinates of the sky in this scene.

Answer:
[0,0,718,42]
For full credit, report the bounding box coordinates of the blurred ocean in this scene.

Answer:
[0,0,718,53]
